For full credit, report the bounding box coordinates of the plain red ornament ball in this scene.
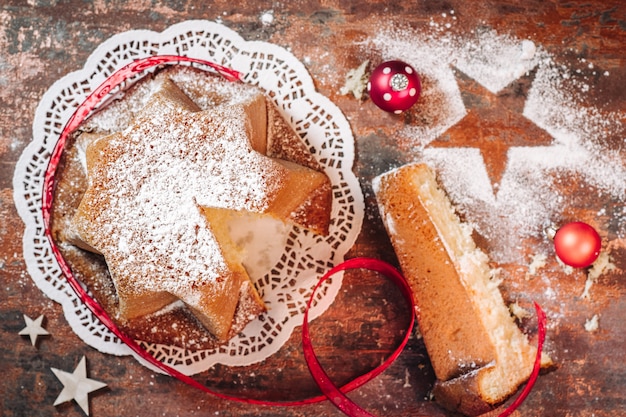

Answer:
[553,222,601,268]
[367,60,421,114]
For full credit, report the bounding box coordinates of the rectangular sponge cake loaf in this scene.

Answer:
[372,163,551,416]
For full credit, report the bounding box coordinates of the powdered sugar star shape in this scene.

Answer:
[429,67,553,192]
[374,28,626,262]
[19,313,50,346]
[51,356,107,416]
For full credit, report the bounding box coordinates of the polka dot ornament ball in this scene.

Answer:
[367,60,421,113]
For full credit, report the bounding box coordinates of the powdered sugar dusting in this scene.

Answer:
[368,24,626,263]
[73,83,285,299]
[85,67,261,133]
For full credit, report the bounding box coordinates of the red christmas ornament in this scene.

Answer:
[553,222,601,268]
[367,60,421,114]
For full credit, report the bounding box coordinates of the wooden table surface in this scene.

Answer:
[1,1,625,416]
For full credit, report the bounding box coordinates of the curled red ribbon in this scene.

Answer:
[301,260,546,417]
[302,257,416,417]
[40,54,545,416]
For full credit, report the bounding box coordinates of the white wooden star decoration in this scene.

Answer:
[51,356,107,416]
[18,314,49,346]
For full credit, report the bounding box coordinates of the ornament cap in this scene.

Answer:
[544,225,557,240]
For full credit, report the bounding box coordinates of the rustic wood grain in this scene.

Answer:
[1,1,625,416]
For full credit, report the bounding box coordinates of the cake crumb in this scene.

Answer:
[339,60,369,100]
[525,253,547,280]
[584,314,599,332]
[403,368,411,388]
[581,251,616,300]
[509,301,531,320]
[519,39,537,60]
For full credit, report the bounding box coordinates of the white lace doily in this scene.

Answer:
[13,20,363,375]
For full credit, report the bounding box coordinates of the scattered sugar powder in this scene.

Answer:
[85,66,261,133]
[368,25,626,263]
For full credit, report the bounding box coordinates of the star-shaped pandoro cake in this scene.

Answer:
[68,76,331,341]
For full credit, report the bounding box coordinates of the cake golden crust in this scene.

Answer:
[432,366,501,416]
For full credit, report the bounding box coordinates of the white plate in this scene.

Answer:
[13,20,363,375]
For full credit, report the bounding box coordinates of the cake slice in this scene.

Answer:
[373,163,551,416]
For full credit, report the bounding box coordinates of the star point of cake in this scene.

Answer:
[68,76,331,341]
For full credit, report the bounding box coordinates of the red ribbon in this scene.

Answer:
[301,261,546,417]
[496,302,546,417]
[40,54,545,416]
[302,257,416,416]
